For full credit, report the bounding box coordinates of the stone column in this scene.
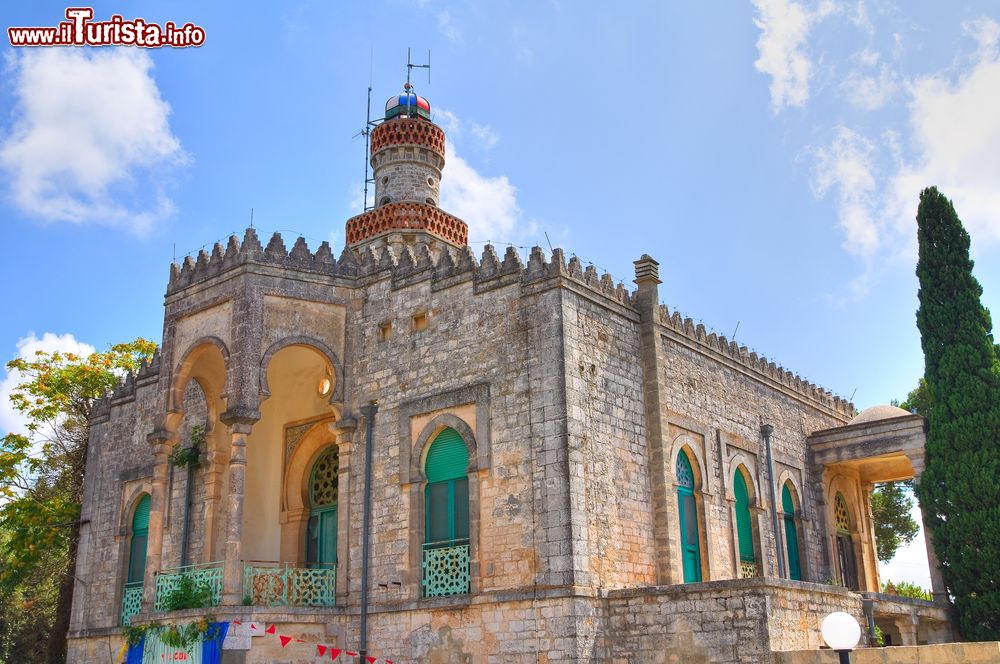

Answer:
[332,417,357,602]
[220,408,258,605]
[633,255,677,584]
[908,455,949,604]
[142,430,173,608]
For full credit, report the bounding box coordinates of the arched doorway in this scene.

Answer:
[782,482,802,581]
[677,450,701,583]
[121,494,150,625]
[423,427,470,597]
[305,447,339,566]
[834,492,859,590]
[734,469,757,578]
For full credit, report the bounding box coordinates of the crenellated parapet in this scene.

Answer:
[166,228,359,295]
[91,349,163,424]
[654,303,855,416]
[350,241,634,307]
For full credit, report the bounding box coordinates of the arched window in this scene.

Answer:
[306,447,339,566]
[782,482,802,581]
[734,469,757,578]
[834,492,858,590]
[677,450,702,583]
[422,428,470,597]
[121,494,149,625]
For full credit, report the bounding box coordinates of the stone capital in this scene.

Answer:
[221,406,260,429]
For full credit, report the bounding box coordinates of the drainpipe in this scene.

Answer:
[358,402,378,663]
[761,424,786,578]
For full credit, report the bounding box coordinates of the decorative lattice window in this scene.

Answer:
[834,493,850,533]
[310,448,339,508]
[676,452,694,489]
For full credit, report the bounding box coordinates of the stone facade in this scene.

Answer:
[66,89,954,663]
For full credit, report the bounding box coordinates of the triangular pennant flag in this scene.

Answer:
[329,649,341,660]
[317,645,327,656]
[279,635,292,647]
[295,638,304,643]
[233,620,242,626]
[265,625,275,634]
[366,658,376,663]
[346,652,358,657]
[250,623,256,630]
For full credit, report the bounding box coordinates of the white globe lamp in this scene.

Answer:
[820,611,862,663]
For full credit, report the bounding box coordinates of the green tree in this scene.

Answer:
[914,186,1000,640]
[871,480,919,563]
[0,339,156,663]
[898,377,930,416]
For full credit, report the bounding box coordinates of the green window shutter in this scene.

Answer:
[132,494,150,534]
[734,472,755,562]
[676,451,701,583]
[127,494,150,584]
[425,428,469,482]
[782,483,795,516]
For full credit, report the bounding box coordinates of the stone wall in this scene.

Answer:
[605,579,867,664]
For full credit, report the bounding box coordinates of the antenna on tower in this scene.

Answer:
[406,47,431,86]
[357,47,380,213]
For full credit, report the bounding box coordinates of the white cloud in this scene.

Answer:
[0,48,186,234]
[883,19,1000,247]
[811,126,880,257]
[470,123,500,150]
[0,332,95,437]
[441,143,522,243]
[751,0,836,112]
[842,64,899,110]
[437,11,463,44]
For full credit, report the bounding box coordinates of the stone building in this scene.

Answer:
[67,86,955,663]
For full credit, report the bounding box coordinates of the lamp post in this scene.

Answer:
[358,402,378,664]
[761,423,785,578]
[820,611,862,664]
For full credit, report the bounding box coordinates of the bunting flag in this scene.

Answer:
[265,625,275,634]
[346,651,359,657]
[329,648,342,660]
[232,621,242,626]
[367,657,377,663]
[317,645,327,656]
[216,620,404,662]
[279,635,292,647]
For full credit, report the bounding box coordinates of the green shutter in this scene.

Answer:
[782,483,795,515]
[425,428,469,482]
[734,472,755,562]
[677,451,701,583]
[132,494,150,534]
[782,483,802,580]
[127,494,150,584]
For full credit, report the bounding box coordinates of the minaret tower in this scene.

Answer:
[345,84,468,253]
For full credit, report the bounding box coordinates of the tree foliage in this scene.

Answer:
[871,480,919,563]
[914,186,1000,641]
[0,339,156,663]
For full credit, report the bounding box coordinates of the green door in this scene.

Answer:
[306,447,339,565]
[676,451,701,583]
[782,483,802,580]
[734,471,755,572]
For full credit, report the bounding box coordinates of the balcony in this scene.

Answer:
[154,561,224,611]
[120,582,143,625]
[422,539,470,598]
[242,561,337,607]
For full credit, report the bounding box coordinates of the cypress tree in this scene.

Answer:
[914,186,1000,640]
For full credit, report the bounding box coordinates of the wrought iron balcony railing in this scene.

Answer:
[120,581,143,625]
[740,559,760,579]
[243,561,337,607]
[422,539,470,598]
[154,561,224,611]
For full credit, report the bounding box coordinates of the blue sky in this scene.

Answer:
[2,1,1000,589]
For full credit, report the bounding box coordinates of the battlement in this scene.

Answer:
[166,228,359,295]
[654,303,855,416]
[91,349,162,423]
